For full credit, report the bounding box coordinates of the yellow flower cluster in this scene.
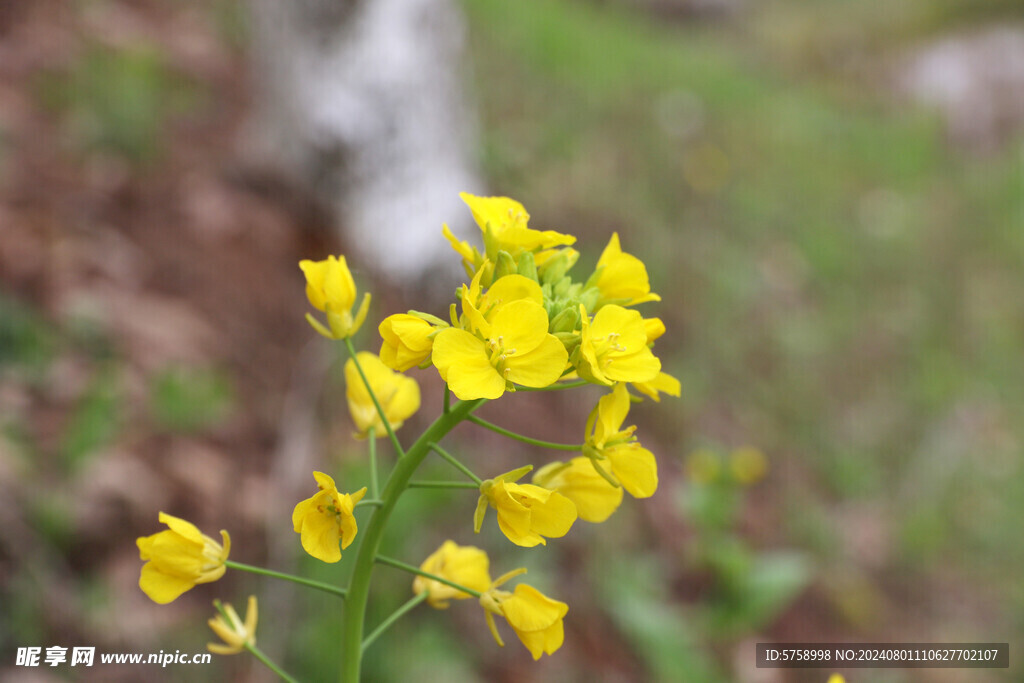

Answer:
[372,193,679,400]
[135,192,677,670]
[414,541,568,660]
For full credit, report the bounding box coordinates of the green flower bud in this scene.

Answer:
[493,250,518,280]
[516,251,538,282]
[549,307,580,334]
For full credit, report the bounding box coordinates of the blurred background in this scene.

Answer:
[1,0,1022,681]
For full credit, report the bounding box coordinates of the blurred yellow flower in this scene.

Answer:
[475,467,577,547]
[136,512,230,604]
[584,382,658,498]
[592,232,661,306]
[685,448,721,485]
[345,352,420,438]
[480,571,568,660]
[413,540,492,609]
[207,596,257,655]
[292,472,367,563]
[433,299,567,400]
[299,255,371,340]
[826,676,846,683]
[730,446,768,485]
[532,457,623,523]
[378,314,437,371]
[576,304,661,386]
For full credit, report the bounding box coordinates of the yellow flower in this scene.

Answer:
[207,596,257,655]
[533,457,623,523]
[432,298,567,400]
[299,255,371,340]
[584,383,658,498]
[292,472,367,563]
[480,570,568,660]
[576,304,661,386]
[460,192,575,253]
[378,314,437,371]
[345,352,420,438]
[826,676,846,683]
[136,513,230,604]
[413,540,492,609]
[592,232,660,306]
[475,467,577,547]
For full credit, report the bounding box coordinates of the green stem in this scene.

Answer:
[247,643,299,683]
[467,414,583,451]
[443,385,451,413]
[355,499,384,508]
[341,397,485,682]
[225,560,347,599]
[344,338,405,458]
[375,555,483,598]
[368,426,379,498]
[408,480,481,490]
[515,379,589,391]
[360,592,428,653]
[429,442,483,485]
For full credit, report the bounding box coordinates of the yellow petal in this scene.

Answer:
[345,352,421,436]
[312,471,339,493]
[379,314,434,371]
[502,584,568,632]
[490,483,534,540]
[515,620,565,660]
[589,305,648,352]
[386,374,421,431]
[432,328,505,400]
[323,256,357,311]
[207,642,243,656]
[534,458,623,523]
[442,223,477,263]
[596,383,631,440]
[139,562,196,604]
[299,260,328,311]
[139,530,203,576]
[643,317,666,343]
[414,541,491,608]
[481,274,543,311]
[497,513,545,547]
[605,444,658,498]
[490,300,549,356]
[631,371,681,402]
[519,487,577,539]
[157,512,204,545]
[595,233,660,305]
[602,349,660,384]
[461,193,530,234]
[505,334,568,389]
[298,506,342,563]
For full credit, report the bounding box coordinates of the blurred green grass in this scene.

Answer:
[462,0,1024,673]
